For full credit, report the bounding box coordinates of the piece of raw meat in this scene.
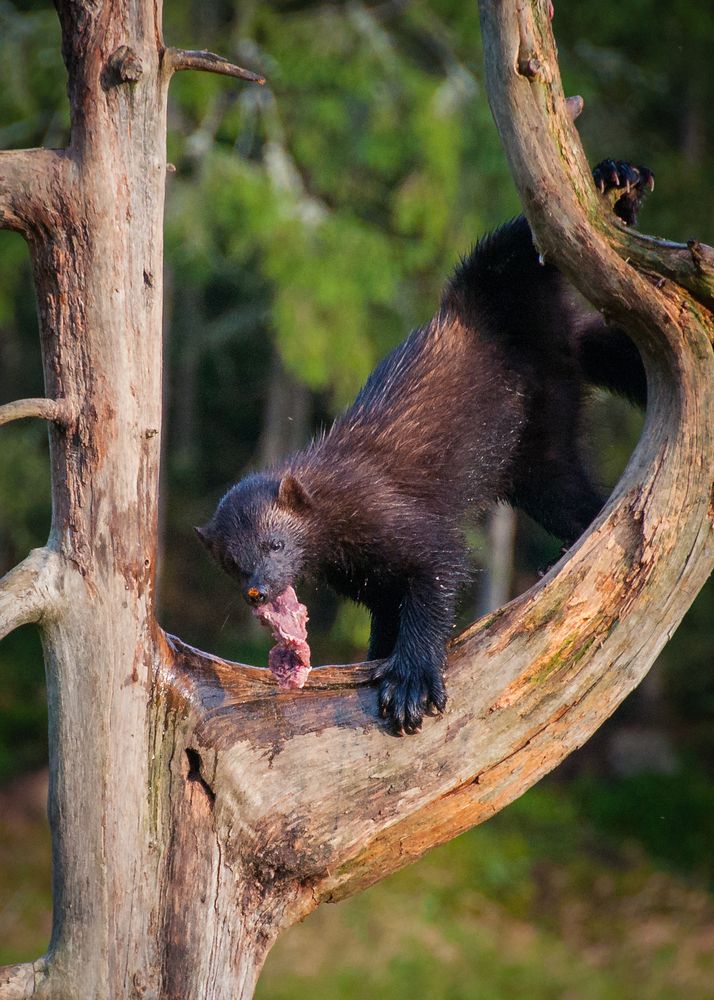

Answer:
[252,585,311,689]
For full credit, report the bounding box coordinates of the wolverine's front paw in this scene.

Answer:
[592,159,654,226]
[373,655,447,736]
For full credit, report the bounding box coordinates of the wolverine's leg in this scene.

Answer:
[511,456,605,547]
[373,574,452,735]
[368,597,402,660]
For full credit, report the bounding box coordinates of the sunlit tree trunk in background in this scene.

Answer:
[258,356,311,468]
[0,1,713,997]
[479,505,517,615]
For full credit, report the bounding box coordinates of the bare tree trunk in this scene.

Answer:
[0,2,713,998]
[257,354,311,468]
[479,505,518,615]
[0,5,271,997]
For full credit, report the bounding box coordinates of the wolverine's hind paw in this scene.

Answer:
[373,655,447,736]
[592,159,654,227]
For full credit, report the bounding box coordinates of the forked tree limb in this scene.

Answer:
[0,1,712,997]
[156,0,714,929]
[480,0,714,310]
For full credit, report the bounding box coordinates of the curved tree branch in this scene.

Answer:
[3,0,709,995]
[479,1,714,311]
[0,398,74,429]
[165,48,265,84]
[0,548,63,642]
[156,0,714,934]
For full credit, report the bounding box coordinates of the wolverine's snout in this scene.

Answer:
[246,584,269,606]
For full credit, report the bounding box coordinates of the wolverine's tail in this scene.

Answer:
[577,319,647,408]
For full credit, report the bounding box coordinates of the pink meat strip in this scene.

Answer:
[252,585,311,689]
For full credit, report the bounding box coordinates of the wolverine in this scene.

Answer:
[197,160,652,735]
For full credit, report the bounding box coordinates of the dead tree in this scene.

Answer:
[1,1,712,997]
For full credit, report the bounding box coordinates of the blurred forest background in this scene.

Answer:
[1,0,713,996]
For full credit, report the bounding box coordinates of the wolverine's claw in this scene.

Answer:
[372,655,446,736]
[592,159,654,228]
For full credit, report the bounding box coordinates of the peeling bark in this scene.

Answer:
[0,1,712,998]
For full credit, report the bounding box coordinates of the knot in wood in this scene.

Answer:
[103,46,143,89]
[518,54,542,80]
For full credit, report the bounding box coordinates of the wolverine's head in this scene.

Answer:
[196,471,312,606]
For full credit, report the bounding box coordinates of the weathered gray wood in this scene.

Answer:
[0,549,62,642]
[0,399,73,429]
[18,1,170,993]
[0,1,711,997]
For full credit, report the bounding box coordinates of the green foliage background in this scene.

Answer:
[0,0,713,992]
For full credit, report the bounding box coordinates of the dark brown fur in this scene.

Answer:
[198,160,651,734]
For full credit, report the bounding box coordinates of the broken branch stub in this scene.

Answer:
[0,548,63,643]
[166,48,265,84]
[0,398,74,429]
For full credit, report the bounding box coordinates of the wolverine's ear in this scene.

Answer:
[194,524,214,551]
[277,473,311,513]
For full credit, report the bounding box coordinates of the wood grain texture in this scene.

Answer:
[0,149,67,235]
[0,548,62,642]
[0,1,711,998]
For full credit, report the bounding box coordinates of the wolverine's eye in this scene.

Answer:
[269,539,284,552]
